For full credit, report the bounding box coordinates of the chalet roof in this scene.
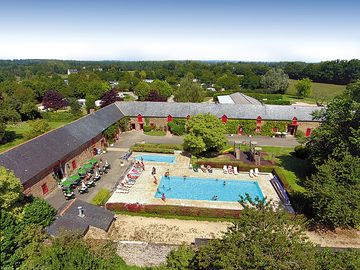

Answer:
[46,200,115,237]
[0,104,124,185]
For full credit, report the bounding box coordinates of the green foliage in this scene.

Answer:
[169,205,317,270]
[307,80,360,164]
[24,119,51,140]
[143,130,166,136]
[315,248,360,270]
[102,123,119,143]
[21,235,133,270]
[143,125,152,132]
[166,245,196,270]
[135,81,151,101]
[68,98,82,117]
[0,166,23,210]
[305,153,360,228]
[131,143,182,154]
[168,119,186,135]
[295,78,312,98]
[174,73,205,103]
[20,102,39,120]
[225,119,288,136]
[23,198,56,227]
[118,116,130,131]
[151,79,173,98]
[91,188,111,206]
[41,111,75,122]
[183,114,227,156]
[85,94,97,111]
[293,145,309,159]
[260,68,289,94]
[215,74,241,90]
[0,122,5,142]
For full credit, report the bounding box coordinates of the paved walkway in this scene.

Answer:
[45,131,298,210]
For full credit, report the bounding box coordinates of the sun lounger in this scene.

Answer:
[223,165,228,174]
[116,189,129,194]
[200,165,207,173]
[234,166,238,175]
[228,165,233,174]
[249,169,255,178]
[254,168,259,177]
[207,166,213,173]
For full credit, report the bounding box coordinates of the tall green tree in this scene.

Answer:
[260,68,289,94]
[134,81,151,101]
[0,167,23,210]
[183,114,227,156]
[174,74,205,103]
[306,80,360,164]
[295,78,312,98]
[24,119,51,140]
[305,153,360,228]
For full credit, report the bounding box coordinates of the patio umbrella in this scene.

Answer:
[61,180,73,188]
[68,174,80,183]
[77,168,87,176]
[83,163,93,171]
[88,158,98,165]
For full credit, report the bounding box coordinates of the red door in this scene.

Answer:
[72,160,77,169]
[305,128,312,137]
[41,183,48,194]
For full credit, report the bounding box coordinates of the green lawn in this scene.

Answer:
[0,121,71,153]
[287,79,346,104]
[143,130,166,136]
[123,94,137,101]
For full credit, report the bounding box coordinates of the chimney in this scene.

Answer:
[78,206,85,218]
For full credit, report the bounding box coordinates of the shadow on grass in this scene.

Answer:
[277,155,314,181]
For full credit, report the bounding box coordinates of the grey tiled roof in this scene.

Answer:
[0,104,124,185]
[116,101,322,121]
[46,200,115,237]
[229,92,263,105]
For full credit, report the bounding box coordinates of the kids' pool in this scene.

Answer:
[135,154,176,164]
[155,176,265,202]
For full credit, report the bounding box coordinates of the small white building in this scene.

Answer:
[67,69,78,75]
[95,100,102,107]
[144,79,154,83]
[77,99,86,107]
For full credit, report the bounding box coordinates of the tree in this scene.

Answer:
[20,102,39,120]
[85,94,97,111]
[24,119,51,140]
[42,89,68,110]
[167,205,317,270]
[306,80,360,164]
[174,74,205,103]
[295,78,312,98]
[100,89,122,108]
[23,198,56,227]
[215,74,241,90]
[241,70,261,90]
[0,166,23,210]
[183,114,227,156]
[68,98,82,118]
[260,68,289,94]
[151,79,173,98]
[305,153,360,228]
[134,81,151,101]
[145,90,167,102]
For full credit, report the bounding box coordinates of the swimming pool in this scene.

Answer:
[155,176,264,202]
[135,154,176,164]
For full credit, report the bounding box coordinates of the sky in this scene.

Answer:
[0,0,359,61]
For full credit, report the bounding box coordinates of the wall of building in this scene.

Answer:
[23,135,107,198]
[297,121,319,133]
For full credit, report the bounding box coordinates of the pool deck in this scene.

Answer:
[107,152,281,211]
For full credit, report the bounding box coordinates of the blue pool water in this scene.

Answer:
[155,176,264,202]
[135,154,176,164]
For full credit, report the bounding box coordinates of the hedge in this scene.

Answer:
[41,111,75,122]
[225,120,289,135]
[168,119,186,135]
[263,100,291,105]
[91,188,111,206]
[131,146,175,154]
[132,143,183,150]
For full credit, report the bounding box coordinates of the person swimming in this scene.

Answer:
[223,181,226,186]
[212,195,218,201]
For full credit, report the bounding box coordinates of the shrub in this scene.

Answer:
[91,188,111,206]
[41,111,75,122]
[168,119,186,136]
[131,143,183,150]
[143,126,152,132]
[24,119,51,140]
[131,146,175,154]
[293,145,309,159]
[263,100,291,105]
[23,198,56,227]
[195,160,274,172]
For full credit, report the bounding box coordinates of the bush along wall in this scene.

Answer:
[225,120,290,136]
[168,119,187,135]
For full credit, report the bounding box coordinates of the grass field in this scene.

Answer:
[143,130,166,136]
[286,79,346,104]
[0,121,71,153]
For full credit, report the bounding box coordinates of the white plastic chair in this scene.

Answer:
[234,167,238,175]
[249,169,255,178]
[254,168,259,177]
[223,165,228,174]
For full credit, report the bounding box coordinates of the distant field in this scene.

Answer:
[287,79,346,103]
[0,121,70,153]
